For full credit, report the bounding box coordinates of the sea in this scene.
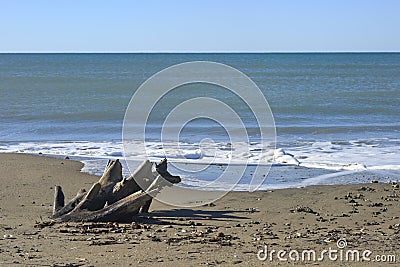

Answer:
[0,53,399,191]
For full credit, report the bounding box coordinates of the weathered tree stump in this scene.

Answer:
[51,158,180,222]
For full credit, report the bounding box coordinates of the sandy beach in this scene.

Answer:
[0,153,399,266]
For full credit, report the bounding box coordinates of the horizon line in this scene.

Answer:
[0,50,399,54]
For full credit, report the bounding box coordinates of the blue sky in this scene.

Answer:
[0,0,399,52]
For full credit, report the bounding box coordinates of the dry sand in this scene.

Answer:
[0,153,399,266]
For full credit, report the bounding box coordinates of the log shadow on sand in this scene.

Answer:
[136,209,250,225]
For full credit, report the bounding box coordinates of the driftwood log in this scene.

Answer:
[51,158,180,222]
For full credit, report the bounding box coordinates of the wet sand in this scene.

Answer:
[0,153,399,266]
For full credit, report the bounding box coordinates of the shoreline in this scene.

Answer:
[0,153,399,266]
[2,150,398,192]
[1,137,399,186]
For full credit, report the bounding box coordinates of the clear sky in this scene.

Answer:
[0,0,399,52]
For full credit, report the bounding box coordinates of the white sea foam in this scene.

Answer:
[1,139,399,171]
[0,138,399,190]
[285,140,399,171]
[0,140,297,166]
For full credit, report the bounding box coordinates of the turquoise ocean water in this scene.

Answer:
[0,53,399,190]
